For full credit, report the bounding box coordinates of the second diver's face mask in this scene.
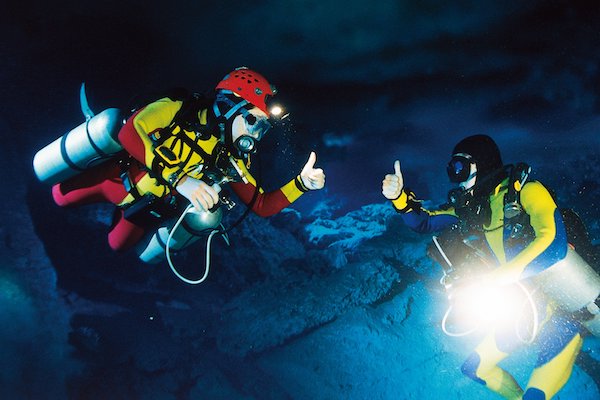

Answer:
[230,107,272,155]
[447,153,478,209]
[447,153,477,190]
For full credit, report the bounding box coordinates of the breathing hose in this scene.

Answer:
[441,305,479,337]
[515,280,539,344]
[165,204,225,285]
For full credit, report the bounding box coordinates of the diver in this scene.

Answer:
[381,134,588,400]
[42,67,325,264]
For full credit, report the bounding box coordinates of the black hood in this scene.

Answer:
[451,134,503,179]
[450,134,508,227]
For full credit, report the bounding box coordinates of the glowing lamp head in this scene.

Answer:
[269,104,283,117]
[450,280,528,332]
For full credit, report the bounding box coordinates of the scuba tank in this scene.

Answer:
[138,184,234,285]
[502,163,600,336]
[138,187,226,265]
[532,247,600,336]
[431,229,600,339]
[33,84,124,185]
[431,163,600,338]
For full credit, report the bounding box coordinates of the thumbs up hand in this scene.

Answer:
[300,151,325,190]
[382,160,404,200]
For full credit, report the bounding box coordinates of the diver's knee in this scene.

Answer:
[108,231,129,251]
[108,222,135,251]
[52,184,69,207]
[523,387,545,400]
[108,214,146,251]
[461,353,486,385]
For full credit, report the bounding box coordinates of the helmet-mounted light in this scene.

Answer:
[269,105,283,117]
[267,103,290,120]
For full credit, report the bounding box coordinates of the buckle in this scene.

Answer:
[586,297,600,315]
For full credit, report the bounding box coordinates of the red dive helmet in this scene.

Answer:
[215,67,276,115]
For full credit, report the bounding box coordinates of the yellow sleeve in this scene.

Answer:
[391,190,409,211]
[280,176,308,203]
[500,181,559,280]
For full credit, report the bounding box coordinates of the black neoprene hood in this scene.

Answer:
[451,134,503,179]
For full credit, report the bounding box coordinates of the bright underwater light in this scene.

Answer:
[455,284,520,327]
[270,105,283,116]
[268,104,289,120]
[442,274,539,343]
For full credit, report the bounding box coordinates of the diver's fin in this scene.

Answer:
[80,82,95,120]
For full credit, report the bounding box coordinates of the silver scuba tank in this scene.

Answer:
[33,84,124,185]
[532,247,600,336]
[138,203,224,264]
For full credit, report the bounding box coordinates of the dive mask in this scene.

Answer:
[242,112,271,141]
[231,108,272,155]
[447,153,474,183]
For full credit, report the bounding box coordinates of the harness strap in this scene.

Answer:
[60,134,83,172]
[213,91,249,120]
[504,163,531,207]
[118,157,143,200]
[503,162,531,224]
[85,119,109,158]
[146,96,217,186]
